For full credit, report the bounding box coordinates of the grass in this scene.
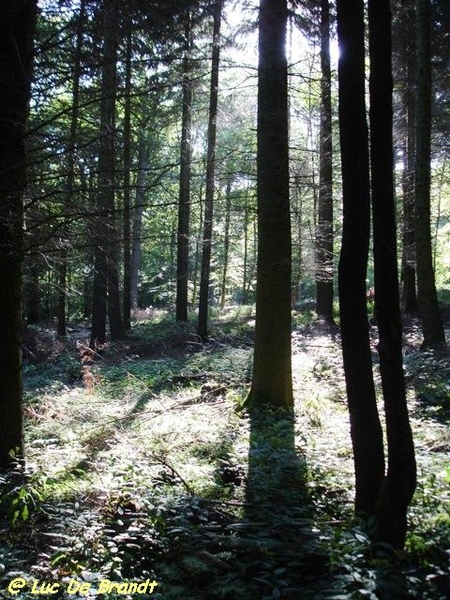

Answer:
[0,310,449,599]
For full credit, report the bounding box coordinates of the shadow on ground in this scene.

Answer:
[240,406,327,599]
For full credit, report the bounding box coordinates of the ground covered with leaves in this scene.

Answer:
[1,307,450,599]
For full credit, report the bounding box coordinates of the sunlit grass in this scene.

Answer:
[4,312,449,598]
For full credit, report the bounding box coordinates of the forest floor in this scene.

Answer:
[1,306,450,599]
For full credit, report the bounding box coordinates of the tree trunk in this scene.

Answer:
[316,0,334,323]
[400,0,418,314]
[292,179,303,306]
[191,184,204,307]
[107,244,124,340]
[197,0,222,340]
[368,0,416,549]
[414,0,447,351]
[220,179,232,309]
[91,249,108,345]
[122,19,133,331]
[90,0,123,345]
[176,29,193,322]
[336,0,385,515]
[26,260,41,324]
[247,0,293,408]
[242,201,249,304]
[57,0,85,337]
[130,136,149,310]
[82,169,95,320]
[0,0,36,469]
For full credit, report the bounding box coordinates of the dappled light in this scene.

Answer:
[1,0,450,598]
[0,313,448,597]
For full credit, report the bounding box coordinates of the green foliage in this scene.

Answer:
[292,308,317,328]
[405,351,450,418]
[0,466,46,528]
[7,315,449,599]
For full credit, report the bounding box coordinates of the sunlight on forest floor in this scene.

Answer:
[1,310,449,599]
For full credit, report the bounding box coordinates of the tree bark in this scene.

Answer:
[130,136,149,310]
[336,0,385,515]
[247,0,293,408]
[316,0,334,323]
[197,0,222,340]
[399,0,418,314]
[0,0,36,469]
[220,179,232,309]
[122,18,133,331]
[242,201,249,304]
[368,0,416,549]
[25,260,41,324]
[176,27,193,322]
[57,0,85,337]
[414,0,447,351]
[90,0,123,345]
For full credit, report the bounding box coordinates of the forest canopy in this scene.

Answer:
[0,0,449,598]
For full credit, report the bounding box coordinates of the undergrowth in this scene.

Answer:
[0,312,449,599]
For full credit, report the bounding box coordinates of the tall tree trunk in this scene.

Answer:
[247,0,292,408]
[107,238,124,340]
[0,0,36,469]
[130,136,149,310]
[316,0,334,323]
[292,179,303,306]
[197,0,222,340]
[414,0,447,351]
[433,159,446,271]
[82,169,95,320]
[122,19,133,330]
[90,0,123,345]
[26,260,41,324]
[400,0,418,314]
[91,248,108,345]
[57,0,85,337]
[176,28,193,322]
[336,0,385,515]
[368,0,416,549]
[191,184,204,307]
[220,179,232,309]
[242,201,249,304]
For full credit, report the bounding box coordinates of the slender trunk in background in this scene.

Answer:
[107,239,124,339]
[57,249,68,334]
[368,0,416,549]
[0,0,37,469]
[130,137,149,310]
[176,26,193,322]
[220,179,232,309]
[248,0,293,408]
[197,0,222,340]
[57,0,85,337]
[82,169,95,320]
[191,184,204,307]
[433,159,446,270]
[316,0,334,323]
[91,0,124,345]
[105,10,125,340]
[26,261,41,324]
[122,18,133,330]
[293,180,303,306]
[245,217,257,303]
[242,201,249,304]
[336,0,385,515]
[400,0,418,314]
[414,0,447,352]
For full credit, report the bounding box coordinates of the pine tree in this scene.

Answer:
[247,0,293,408]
